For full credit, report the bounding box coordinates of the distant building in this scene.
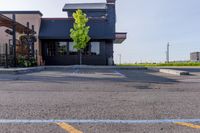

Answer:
[190,52,200,62]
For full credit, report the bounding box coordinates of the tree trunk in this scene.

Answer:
[79,50,82,65]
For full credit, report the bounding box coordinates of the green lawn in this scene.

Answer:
[118,62,200,67]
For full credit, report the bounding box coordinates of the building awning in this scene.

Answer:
[114,32,127,44]
[0,14,35,34]
[39,18,115,40]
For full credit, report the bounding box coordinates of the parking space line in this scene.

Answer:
[0,119,200,124]
[56,122,83,133]
[175,122,200,129]
[73,69,79,74]
[114,70,126,77]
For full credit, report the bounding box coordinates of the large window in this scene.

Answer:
[46,41,101,56]
[46,42,67,56]
[82,45,90,55]
[56,42,67,56]
[69,42,77,55]
[91,42,100,55]
[46,42,56,56]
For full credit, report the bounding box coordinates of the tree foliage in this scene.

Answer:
[70,9,91,51]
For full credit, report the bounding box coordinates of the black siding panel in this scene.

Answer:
[39,19,115,40]
[42,40,113,65]
[45,55,107,65]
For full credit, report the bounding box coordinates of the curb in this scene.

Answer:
[0,65,147,74]
[45,65,147,70]
[148,68,190,76]
[0,66,45,74]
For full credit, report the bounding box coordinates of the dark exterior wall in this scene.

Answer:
[44,55,108,65]
[68,10,107,18]
[107,3,116,35]
[41,40,113,65]
[39,19,115,40]
[105,40,113,58]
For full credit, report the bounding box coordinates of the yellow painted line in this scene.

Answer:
[56,122,83,133]
[175,122,200,129]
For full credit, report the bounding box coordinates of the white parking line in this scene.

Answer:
[114,71,126,77]
[0,119,200,124]
[73,69,79,74]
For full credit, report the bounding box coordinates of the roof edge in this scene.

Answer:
[0,11,43,16]
[42,17,107,21]
[62,3,107,12]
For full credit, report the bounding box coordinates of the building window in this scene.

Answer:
[46,42,56,56]
[68,42,100,55]
[82,45,90,55]
[91,42,100,55]
[69,42,77,55]
[56,42,67,56]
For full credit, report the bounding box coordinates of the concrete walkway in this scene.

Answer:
[0,65,147,74]
[0,66,45,74]
[148,67,190,76]
[1,65,197,75]
[45,65,147,70]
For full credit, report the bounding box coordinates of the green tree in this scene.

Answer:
[70,9,91,65]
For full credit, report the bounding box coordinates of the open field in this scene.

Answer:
[119,62,200,67]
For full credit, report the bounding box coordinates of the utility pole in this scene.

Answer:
[166,42,170,63]
[12,13,16,67]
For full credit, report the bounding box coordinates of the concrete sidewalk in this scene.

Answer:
[148,67,190,76]
[0,66,45,74]
[45,65,147,70]
[0,65,147,74]
[0,65,196,75]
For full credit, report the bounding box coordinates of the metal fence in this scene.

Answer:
[0,43,13,67]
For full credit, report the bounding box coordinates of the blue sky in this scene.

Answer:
[1,0,200,63]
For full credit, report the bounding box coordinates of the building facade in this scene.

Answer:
[190,52,200,62]
[0,12,42,66]
[0,0,126,66]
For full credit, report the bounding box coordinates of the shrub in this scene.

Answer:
[17,55,37,67]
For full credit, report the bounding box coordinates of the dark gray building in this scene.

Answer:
[190,52,200,62]
[40,0,126,65]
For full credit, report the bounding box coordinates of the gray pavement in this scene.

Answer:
[0,68,200,132]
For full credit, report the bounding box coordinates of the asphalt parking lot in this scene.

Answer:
[0,68,200,133]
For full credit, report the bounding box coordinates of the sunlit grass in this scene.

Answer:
[118,62,200,67]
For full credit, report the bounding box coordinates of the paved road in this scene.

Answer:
[0,68,200,132]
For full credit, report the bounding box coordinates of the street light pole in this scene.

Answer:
[166,42,170,63]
